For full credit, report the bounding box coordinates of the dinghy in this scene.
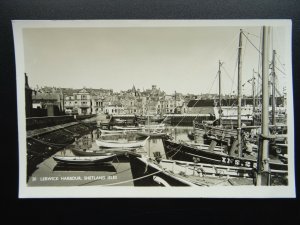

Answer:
[95,136,149,148]
[53,155,115,165]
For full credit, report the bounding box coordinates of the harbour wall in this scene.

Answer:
[26,120,97,179]
[26,114,95,130]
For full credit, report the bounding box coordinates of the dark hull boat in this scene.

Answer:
[162,138,288,172]
[53,163,116,172]
[128,153,196,186]
[128,153,255,186]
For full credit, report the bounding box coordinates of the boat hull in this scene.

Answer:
[95,137,149,148]
[162,139,287,172]
[71,148,115,156]
[128,153,194,186]
[53,155,115,165]
[136,131,167,138]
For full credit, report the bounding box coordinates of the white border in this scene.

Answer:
[13,20,295,198]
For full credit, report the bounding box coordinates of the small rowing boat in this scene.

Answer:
[98,129,126,135]
[95,136,149,148]
[53,155,115,165]
[71,148,116,157]
[113,126,142,131]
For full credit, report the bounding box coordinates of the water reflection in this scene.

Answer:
[53,164,116,172]
[28,126,194,186]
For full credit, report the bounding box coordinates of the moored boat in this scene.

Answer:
[53,155,116,165]
[128,153,254,186]
[98,129,126,134]
[162,137,288,172]
[136,130,168,138]
[113,125,142,131]
[71,148,116,157]
[95,136,149,148]
[128,153,197,186]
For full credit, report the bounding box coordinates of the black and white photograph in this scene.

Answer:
[13,20,295,198]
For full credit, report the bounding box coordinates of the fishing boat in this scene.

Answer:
[98,129,126,135]
[162,28,288,175]
[128,153,254,186]
[113,125,142,131]
[136,130,168,138]
[162,137,287,171]
[128,153,197,186]
[53,164,117,172]
[71,148,116,157]
[95,136,149,148]
[53,155,116,165]
[138,123,165,129]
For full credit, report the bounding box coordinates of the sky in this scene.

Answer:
[23,24,289,96]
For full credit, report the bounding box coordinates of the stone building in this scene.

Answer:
[64,88,92,115]
[25,73,33,117]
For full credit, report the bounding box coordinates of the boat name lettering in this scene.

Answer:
[221,157,256,168]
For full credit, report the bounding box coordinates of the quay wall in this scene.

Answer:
[26,114,95,130]
[27,121,97,179]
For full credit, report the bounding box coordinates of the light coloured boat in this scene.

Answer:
[136,130,168,138]
[98,129,126,134]
[96,136,149,148]
[71,148,116,156]
[53,155,115,165]
[113,126,142,131]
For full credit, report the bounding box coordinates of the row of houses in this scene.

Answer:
[25,74,286,118]
[63,86,188,115]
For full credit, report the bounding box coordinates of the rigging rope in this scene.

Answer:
[172,32,241,128]
[173,71,219,128]
[242,31,287,76]
[29,136,70,147]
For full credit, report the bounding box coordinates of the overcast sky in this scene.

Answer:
[23,25,288,95]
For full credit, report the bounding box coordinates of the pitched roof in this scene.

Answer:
[32,93,60,101]
[187,99,215,107]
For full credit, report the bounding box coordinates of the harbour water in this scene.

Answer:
[27,126,194,187]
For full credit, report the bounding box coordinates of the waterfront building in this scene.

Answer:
[64,88,92,115]
[104,104,124,115]
[25,73,33,117]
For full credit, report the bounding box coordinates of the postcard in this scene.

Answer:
[13,20,295,198]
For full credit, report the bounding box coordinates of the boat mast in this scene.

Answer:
[237,29,243,157]
[218,60,222,126]
[252,69,256,115]
[272,50,277,126]
[257,26,271,186]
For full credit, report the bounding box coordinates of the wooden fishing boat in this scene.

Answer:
[136,130,168,138]
[162,137,288,172]
[53,155,116,165]
[128,153,255,186]
[128,153,197,186]
[53,164,117,172]
[98,129,126,134]
[113,125,142,131]
[95,136,149,148]
[138,124,165,129]
[71,148,116,157]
